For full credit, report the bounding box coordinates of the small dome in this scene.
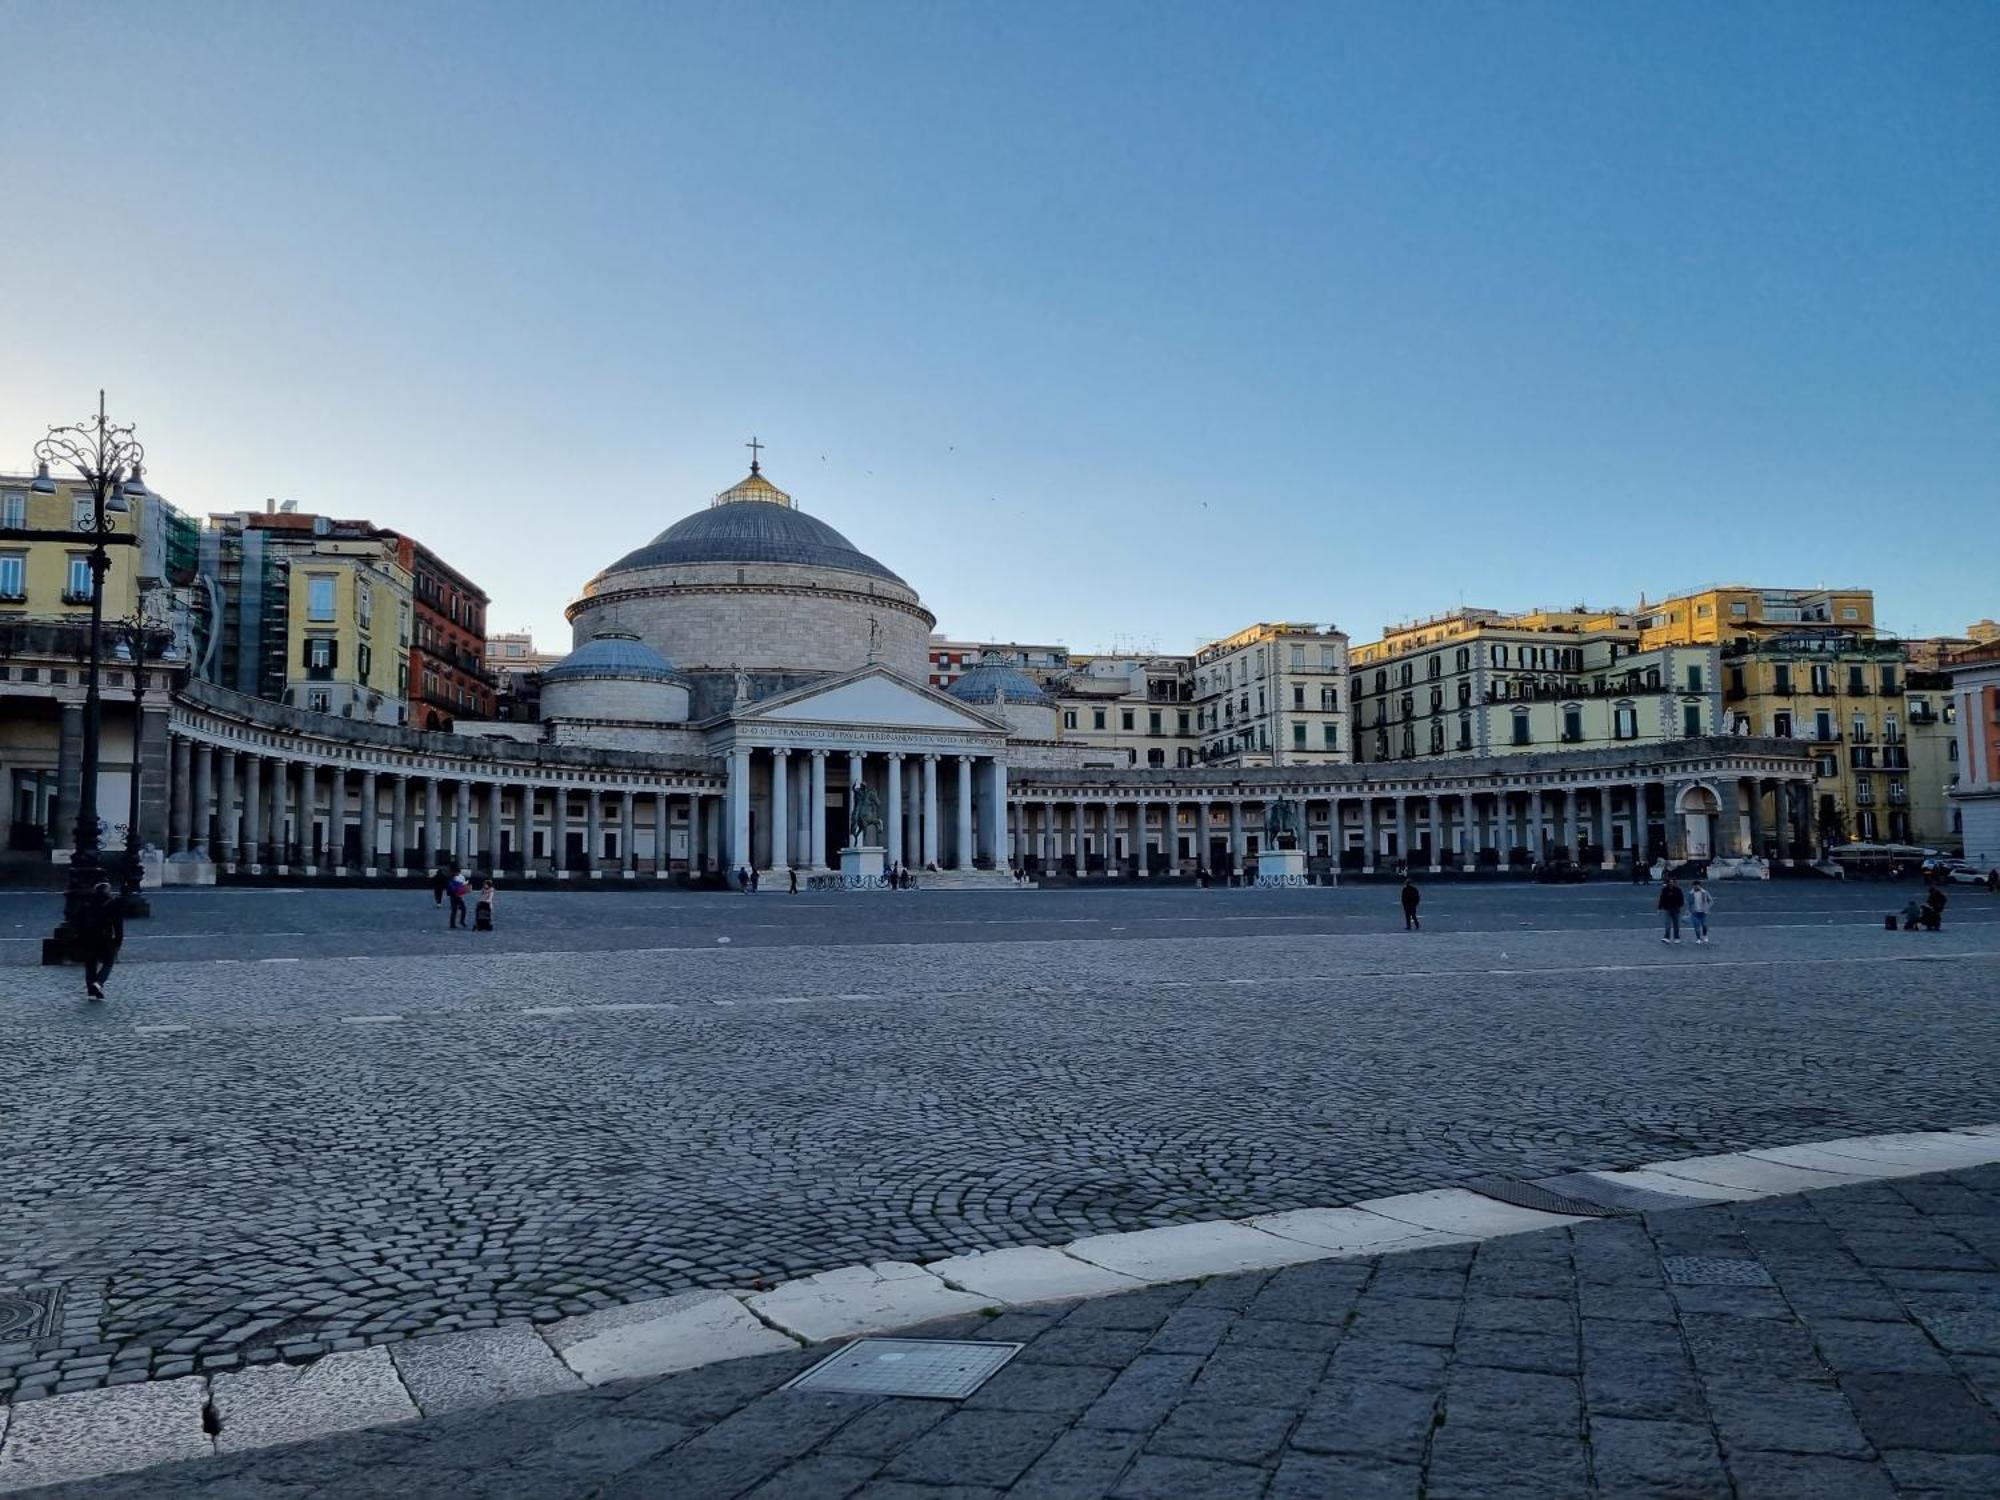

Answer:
[947,659,1055,708]
[542,631,687,686]
[597,466,909,586]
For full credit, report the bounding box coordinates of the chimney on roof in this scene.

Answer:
[265,498,276,514]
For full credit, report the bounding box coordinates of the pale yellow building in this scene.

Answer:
[1055,654,1198,769]
[1643,585,1911,851]
[282,539,413,724]
[1349,607,1718,775]
[1192,622,1350,767]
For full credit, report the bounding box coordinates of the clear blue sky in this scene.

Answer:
[3,1,1994,652]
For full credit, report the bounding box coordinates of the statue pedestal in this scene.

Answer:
[1255,847,1308,888]
[841,846,886,882]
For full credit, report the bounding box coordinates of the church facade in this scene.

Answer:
[9,458,1821,885]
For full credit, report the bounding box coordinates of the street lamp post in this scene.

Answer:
[115,582,167,919]
[34,392,147,966]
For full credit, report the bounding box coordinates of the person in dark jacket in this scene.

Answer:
[1659,877,1685,942]
[75,879,125,1000]
[431,867,447,905]
[446,869,469,929]
[1400,879,1422,931]
[1923,884,1948,932]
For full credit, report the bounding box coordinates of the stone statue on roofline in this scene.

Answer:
[732,665,751,707]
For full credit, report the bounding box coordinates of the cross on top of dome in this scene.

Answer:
[712,437,794,509]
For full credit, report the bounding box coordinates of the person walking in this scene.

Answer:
[431,866,447,906]
[1688,879,1714,944]
[749,866,760,893]
[75,879,125,1001]
[446,868,469,929]
[1400,878,1422,931]
[1658,875,1685,943]
[475,878,495,932]
[788,866,798,895]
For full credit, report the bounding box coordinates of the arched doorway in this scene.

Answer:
[1676,783,1721,861]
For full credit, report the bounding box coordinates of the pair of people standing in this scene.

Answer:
[1658,877,1714,943]
[434,867,494,930]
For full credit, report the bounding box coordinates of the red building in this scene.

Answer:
[387,534,494,730]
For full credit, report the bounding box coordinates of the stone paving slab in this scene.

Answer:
[211,1346,416,1453]
[26,1163,2000,1499]
[544,1291,798,1382]
[1064,1223,1330,1281]
[746,1262,998,1343]
[0,1375,209,1493]
[388,1325,581,1417]
[926,1247,1149,1305]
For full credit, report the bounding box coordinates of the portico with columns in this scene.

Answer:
[711,664,1013,879]
[1008,739,1817,880]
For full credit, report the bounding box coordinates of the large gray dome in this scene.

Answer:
[602,468,907,586]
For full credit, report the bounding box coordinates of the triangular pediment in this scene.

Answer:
[734,666,1006,733]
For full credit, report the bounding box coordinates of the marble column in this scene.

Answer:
[583,789,602,873]
[729,747,751,871]
[921,754,939,868]
[298,762,318,867]
[1040,800,1054,868]
[1229,800,1244,875]
[1196,800,1212,874]
[215,749,238,865]
[687,792,703,875]
[169,737,192,854]
[324,767,345,869]
[770,749,791,869]
[390,774,408,872]
[844,748,860,852]
[1163,801,1178,875]
[617,790,635,874]
[1746,779,1765,860]
[515,784,533,874]
[241,754,263,866]
[1426,794,1442,872]
[885,755,904,867]
[955,756,974,870]
[423,778,441,871]
[653,791,669,875]
[483,781,501,874]
[813,751,832,865]
[450,776,468,868]
[1773,782,1792,864]
[1630,783,1649,865]
[361,769,379,873]
[1461,793,1479,871]
[269,757,289,867]
[551,785,570,873]
[986,759,1007,867]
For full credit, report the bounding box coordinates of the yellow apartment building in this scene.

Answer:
[1349,606,1718,770]
[1640,585,1942,850]
[282,539,413,724]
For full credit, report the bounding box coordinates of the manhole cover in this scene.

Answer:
[0,1285,64,1342]
[1661,1255,1773,1287]
[1463,1175,1617,1218]
[785,1338,1022,1399]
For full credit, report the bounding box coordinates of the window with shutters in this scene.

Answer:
[1683,703,1702,736]
[1512,709,1531,746]
[1614,702,1638,739]
[1562,706,1582,742]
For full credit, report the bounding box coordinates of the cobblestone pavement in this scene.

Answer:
[0,883,1996,1405]
[38,1165,2000,1498]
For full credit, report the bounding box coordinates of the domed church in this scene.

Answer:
[539,452,1066,881]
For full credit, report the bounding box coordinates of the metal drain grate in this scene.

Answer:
[1462,1175,1618,1218]
[785,1338,1023,1400]
[1661,1255,1774,1287]
[0,1285,65,1343]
